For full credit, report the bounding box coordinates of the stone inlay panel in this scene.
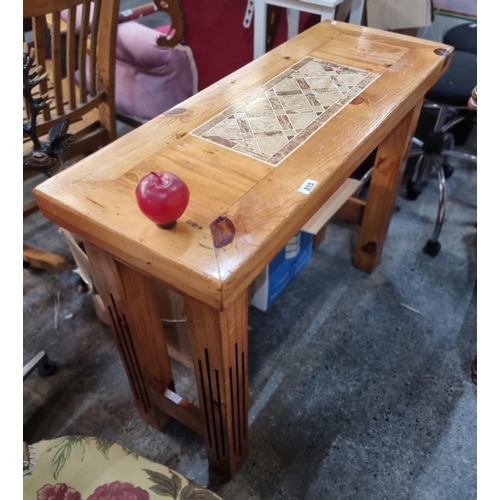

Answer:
[190,57,379,166]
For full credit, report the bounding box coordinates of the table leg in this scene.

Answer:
[183,290,249,477]
[254,0,267,59]
[85,242,173,430]
[287,8,300,39]
[353,102,423,271]
[349,0,364,24]
[321,7,336,21]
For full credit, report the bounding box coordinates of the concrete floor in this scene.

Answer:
[23,5,476,497]
[23,120,477,499]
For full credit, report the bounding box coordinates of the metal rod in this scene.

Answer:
[434,105,449,132]
[429,155,447,243]
[443,132,455,151]
[408,149,424,158]
[441,115,466,133]
[424,101,470,111]
[353,165,375,198]
[441,150,477,163]
[411,153,430,185]
[423,102,442,109]
[23,351,47,380]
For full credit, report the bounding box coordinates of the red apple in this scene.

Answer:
[135,171,190,229]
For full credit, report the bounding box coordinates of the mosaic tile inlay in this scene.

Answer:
[190,56,379,166]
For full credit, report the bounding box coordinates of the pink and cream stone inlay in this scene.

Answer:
[190,57,379,166]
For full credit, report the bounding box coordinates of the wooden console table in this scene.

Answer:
[34,21,452,476]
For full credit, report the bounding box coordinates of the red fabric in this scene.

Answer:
[182,0,320,90]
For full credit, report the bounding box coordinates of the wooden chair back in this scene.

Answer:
[23,0,120,159]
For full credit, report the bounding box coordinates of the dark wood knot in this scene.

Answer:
[434,48,452,57]
[165,107,186,116]
[187,220,203,230]
[351,96,364,105]
[210,216,236,248]
[361,241,377,255]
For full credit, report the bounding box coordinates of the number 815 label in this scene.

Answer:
[298,179,318,195]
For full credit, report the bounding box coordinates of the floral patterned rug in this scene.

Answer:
[23,436,222,499]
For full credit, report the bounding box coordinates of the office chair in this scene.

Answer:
[443,22,477,55]
[439,21,477,148]
[405,43,477,256]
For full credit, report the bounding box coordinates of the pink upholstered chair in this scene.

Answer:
[114,20,197,124]
[65,2,197,126]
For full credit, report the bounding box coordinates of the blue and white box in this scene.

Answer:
[250,231,313,311]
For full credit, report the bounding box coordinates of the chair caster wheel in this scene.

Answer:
[471,357,477,385]
[443,163,454,179]
[423,239,441,257]
[406,182,422,201]
[38,360,58,377]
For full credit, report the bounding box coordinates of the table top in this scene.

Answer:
[35,21,451,310]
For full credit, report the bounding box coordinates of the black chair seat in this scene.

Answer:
[443,22,477,54]
[426,51,477,107]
